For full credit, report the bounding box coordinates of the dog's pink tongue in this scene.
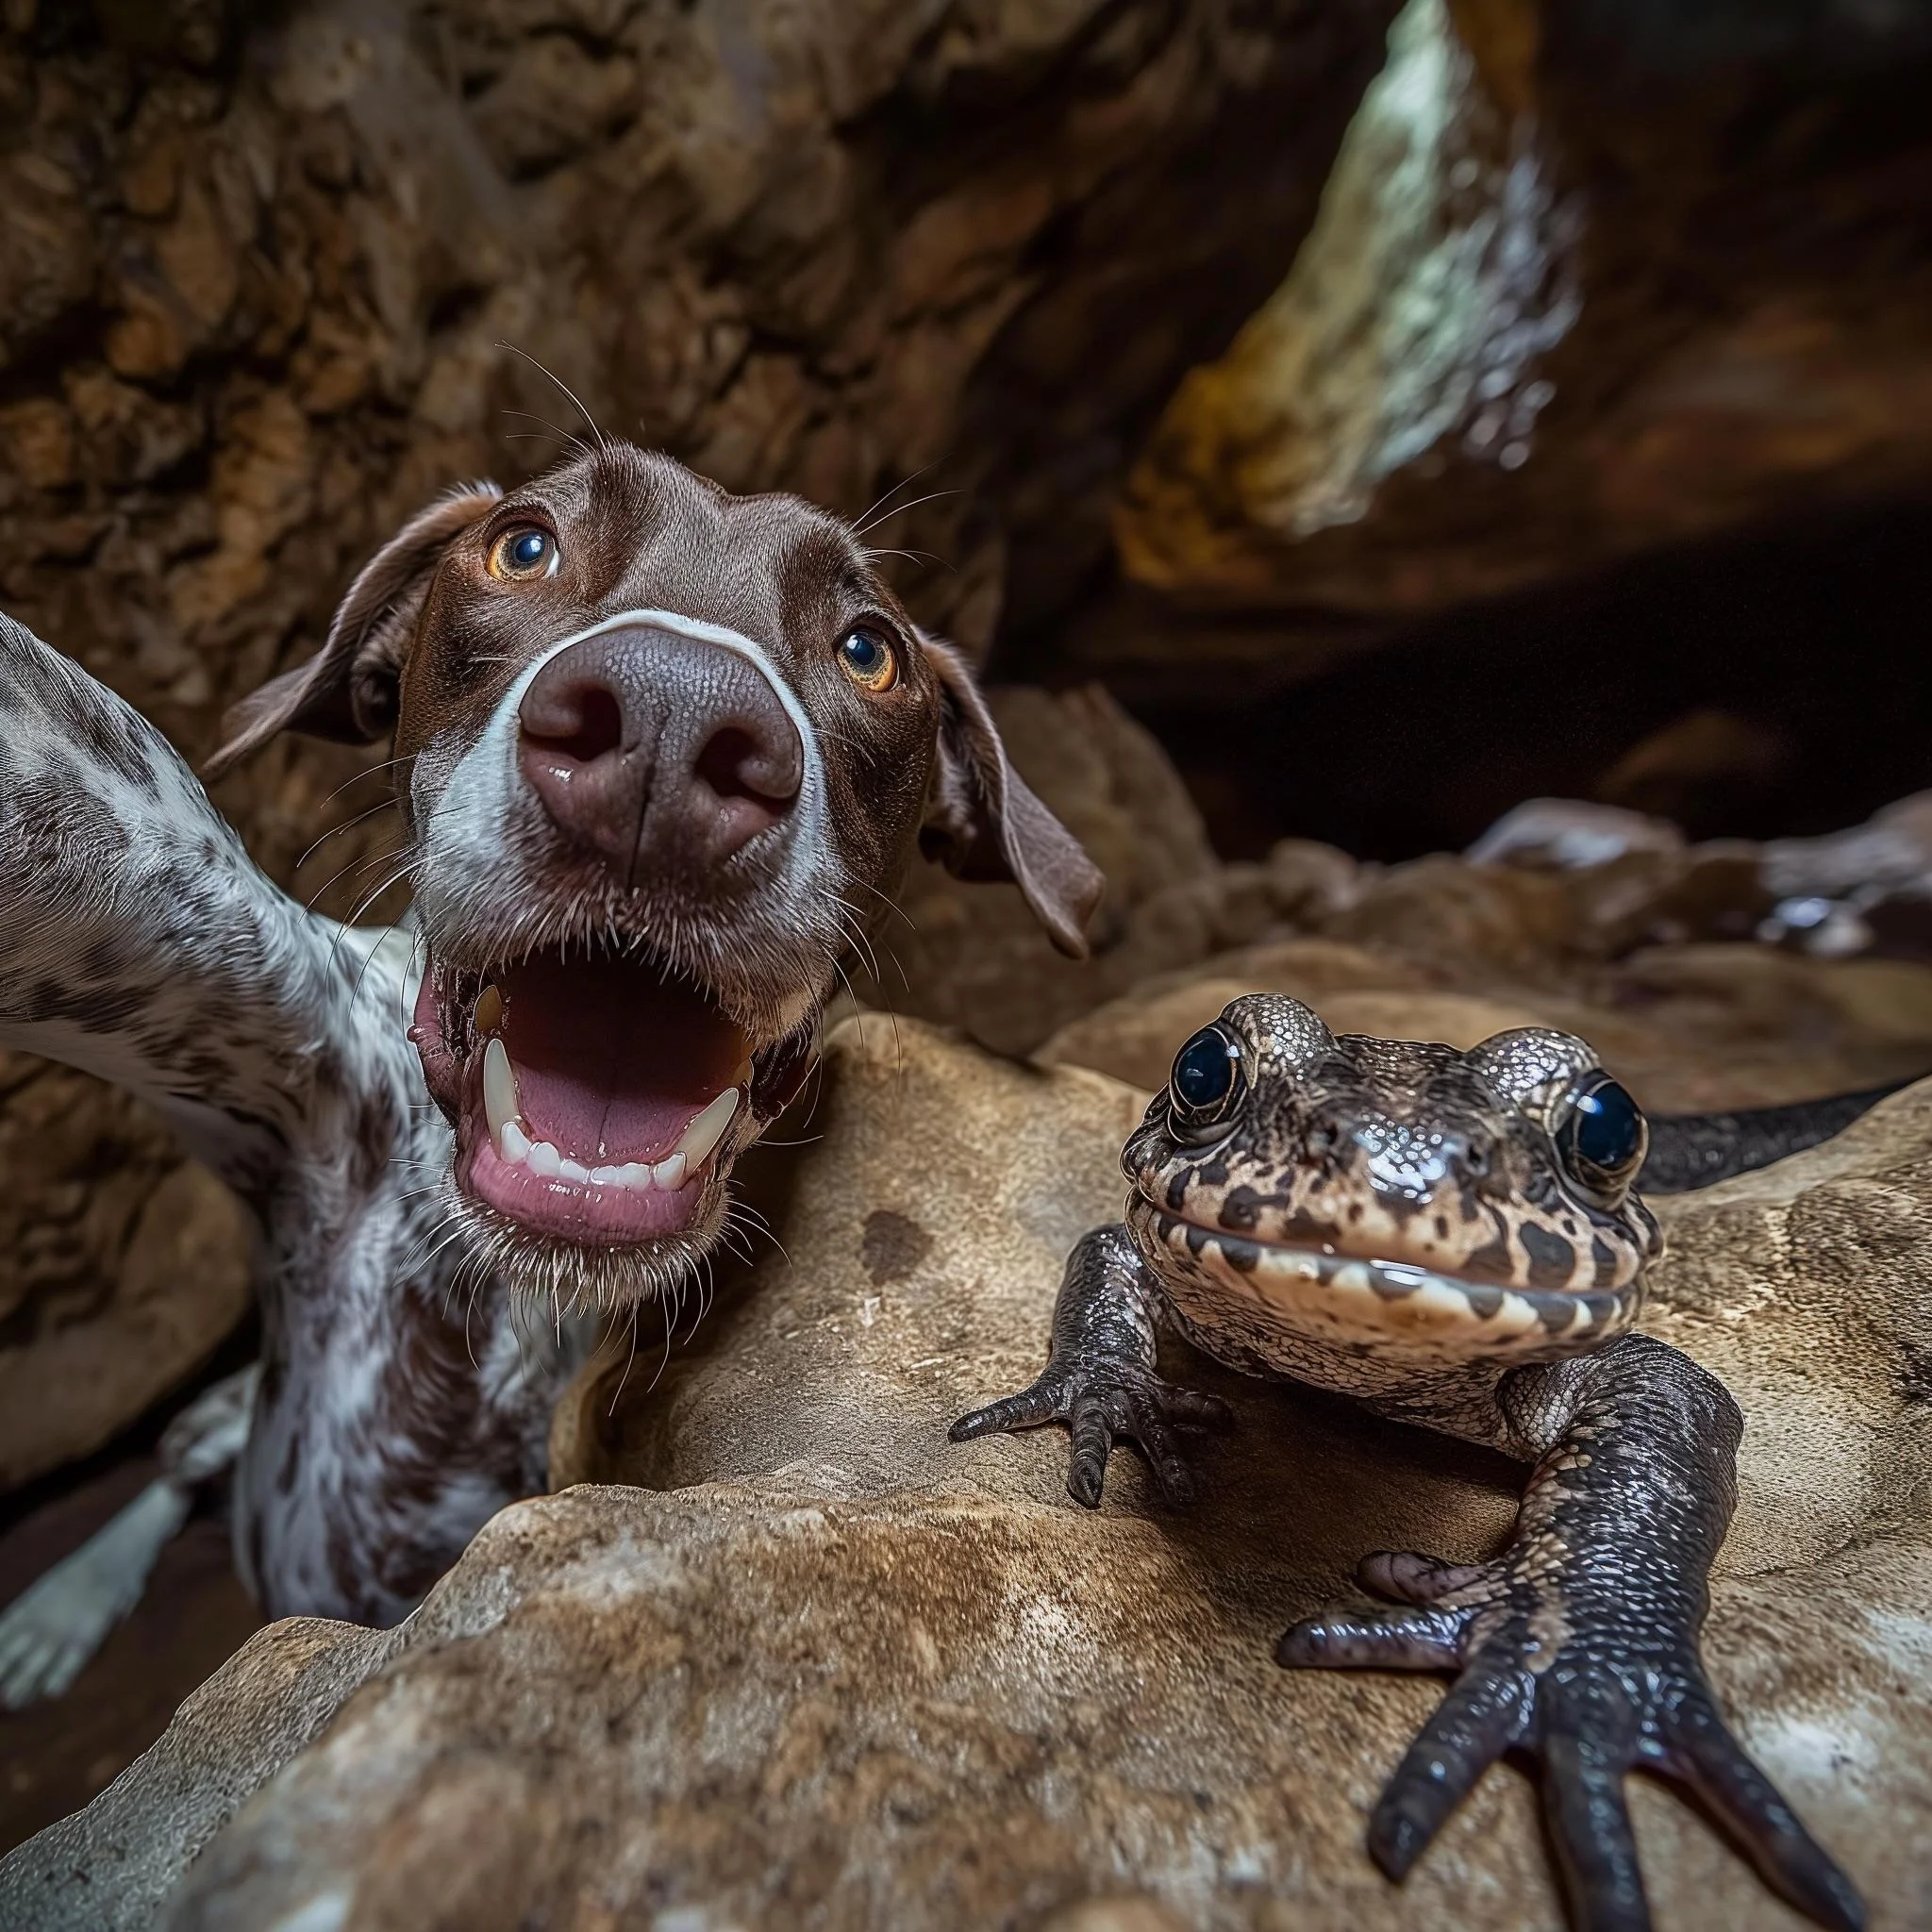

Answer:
[497,957,745,1163]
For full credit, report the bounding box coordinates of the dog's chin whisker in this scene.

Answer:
[441,1183,730,1318]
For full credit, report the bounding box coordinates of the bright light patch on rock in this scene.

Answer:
[1116,0,1580,579]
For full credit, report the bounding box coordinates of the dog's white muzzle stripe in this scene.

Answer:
[430,606,829,871]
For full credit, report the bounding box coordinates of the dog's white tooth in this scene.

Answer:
[500,1119,532,1164]
[558,1156,591,1184]
[589,1164,623,1187]
[653,1150,687,1191]
[483,1038,521,1142]
[527,1140,562,1179]
[674,1087,740,1170]
[619,1161,653,1191]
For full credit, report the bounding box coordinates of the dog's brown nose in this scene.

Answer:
[518,626,803,879]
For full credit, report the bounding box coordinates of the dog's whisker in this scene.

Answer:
[296,795,403,873]
[850,461,940,536]
[497,408,594,464]
[846,876,919,937]
[851,485,957,539]
[305,840,409,917]
[497,341,608,452]
[607,1301,643,1416]
[862,546,953,575]
[312,757,414,815]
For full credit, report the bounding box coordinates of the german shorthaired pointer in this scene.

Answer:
[0,444,1101,1704]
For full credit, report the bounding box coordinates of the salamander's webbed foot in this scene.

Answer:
[1276,1337,1862,1932]
[950,1224,1233,1507]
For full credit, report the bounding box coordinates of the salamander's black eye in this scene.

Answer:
[1168,1024,1245,1141]
[1557,1074,1647,1196]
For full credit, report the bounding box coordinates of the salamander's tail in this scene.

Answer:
[1641,1078,1919,1193]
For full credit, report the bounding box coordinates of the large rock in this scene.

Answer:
[1473,793,1932,963]
[0,0,1398,1487]
[1102,0,1932,668]
[8,1014,1927,1929]
[0,1078,249,1491]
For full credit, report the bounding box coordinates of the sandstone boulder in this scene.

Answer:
[7,1013,1927,1930]
[1035,934,1932,1113]
[0,1088,249,1491]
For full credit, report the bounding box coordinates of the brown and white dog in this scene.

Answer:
[0,443,1101,1705]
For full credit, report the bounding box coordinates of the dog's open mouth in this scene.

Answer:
[411,948,811,1248]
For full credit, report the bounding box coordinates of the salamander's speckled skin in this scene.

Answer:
[954,993,1866,1932]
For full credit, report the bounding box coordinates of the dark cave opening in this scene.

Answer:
[1128,492,1932,862]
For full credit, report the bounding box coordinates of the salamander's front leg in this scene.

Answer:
[950,1223,1232,1507]
[1277,1335,1861,1932]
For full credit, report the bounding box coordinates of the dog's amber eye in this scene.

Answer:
[838,626,897,693]
[487,526,558,582]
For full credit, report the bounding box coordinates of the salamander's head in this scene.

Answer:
[1124,994,1661,1367]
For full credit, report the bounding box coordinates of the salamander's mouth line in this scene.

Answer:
[1126,1190,1639,1355]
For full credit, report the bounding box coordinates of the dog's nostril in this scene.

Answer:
[695,724,800,810]
[525,682,624,765]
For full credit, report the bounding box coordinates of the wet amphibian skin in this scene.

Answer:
[954,993,1864,1932]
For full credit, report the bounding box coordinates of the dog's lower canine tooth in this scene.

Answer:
[483,1038,520,1143]
[675,1088,740,1170]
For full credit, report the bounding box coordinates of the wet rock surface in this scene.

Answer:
[7,1015,1927,1930]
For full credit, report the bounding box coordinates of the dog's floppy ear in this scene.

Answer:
[203,480,503,780]
[918,635,1105,959]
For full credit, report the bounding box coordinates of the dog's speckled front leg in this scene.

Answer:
[951,1224,1233,1507]
[1278,1334,1862,1932]
[0,615,415,1186]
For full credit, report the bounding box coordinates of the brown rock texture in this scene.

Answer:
[0,0,1396,1487]
[1038,933,1932,1113]
[0,1067,248,1491]
[880,769,1932,1108]
[846,683,1233,1055]
[6,1015,1927,1929]
[1104,0,1932,668]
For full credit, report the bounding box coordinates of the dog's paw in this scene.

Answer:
[0,1478,190,1707]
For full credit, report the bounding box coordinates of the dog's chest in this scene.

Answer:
[234,1091,571,1623]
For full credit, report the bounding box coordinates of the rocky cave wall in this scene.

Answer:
[1075,0,1932,694]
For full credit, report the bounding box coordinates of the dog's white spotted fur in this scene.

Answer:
[0,616,581,1699]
